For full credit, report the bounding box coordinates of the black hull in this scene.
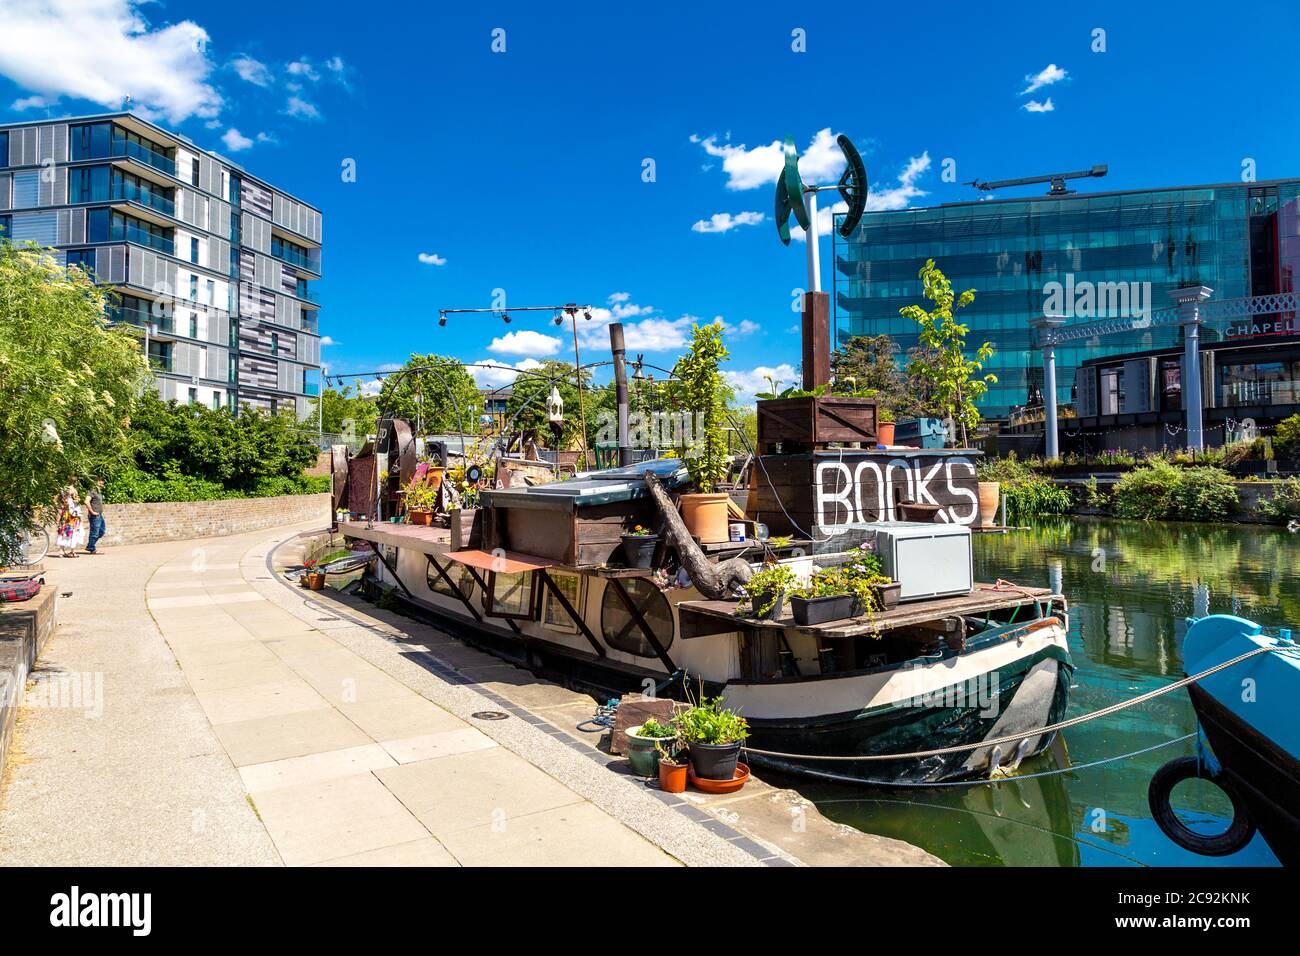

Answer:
[1189,685,1300,865]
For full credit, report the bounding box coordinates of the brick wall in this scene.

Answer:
[96,494,330,546]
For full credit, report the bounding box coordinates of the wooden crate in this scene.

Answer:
[757,396,878,449]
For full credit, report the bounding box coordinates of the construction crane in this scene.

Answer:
[965,164,1108,196]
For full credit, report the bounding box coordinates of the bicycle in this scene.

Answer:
[0,525,50,567]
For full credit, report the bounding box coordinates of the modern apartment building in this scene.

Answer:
[833,179,1300,419]
[0,112,322,418]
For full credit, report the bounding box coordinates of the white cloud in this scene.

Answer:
[286,59,319,82]
[691,128,845,191]
[792,152,931,240]
[417,252,447,266]
[325,56,345,74]
[469,358,543,388]
[0,0,222,124]
[607,292,631,304]
[377,363,403,373]
[1020,64,1067,95]
[724,363,801,402]
[620,316,693,352]
[221,128,254,152]
[488,329,562,357]
[691,211,764,234]
[320,335,338,346]
[285,95,320,119]
[1022,98,1055,113]
[730,319,760,336]
[11,94,47,110]
[231,55,272,87]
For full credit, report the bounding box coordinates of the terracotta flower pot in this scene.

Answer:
[877,421,896,446]
[679,492,730,543]
[407,508,433,526]
[658,759,687,793]
[977,481,1001,527]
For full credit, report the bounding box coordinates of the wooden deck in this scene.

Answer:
[678,583,1059,639]
[339,520,451,553]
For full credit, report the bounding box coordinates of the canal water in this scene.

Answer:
[796,517,1289,866]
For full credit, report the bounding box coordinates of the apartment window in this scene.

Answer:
[147,341,172,372]
[67,166,110,203]
[270,332,279,355]
[0,215,9,238]
[206,279,215,305]
[188,387,198,405]
[229,319,238,349]
[70,123,111,161]
[0,131,7,167]
[296,277,309,299]
[212,392,222,410]
[190,237,200,264]
[228,354,236,383]
[191,157,200,185]
[229,175,241,208]
[189,275,198,300]
[65,249,96,275]
[189,315,198,339]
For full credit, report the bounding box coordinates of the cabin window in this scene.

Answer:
[482,570,538,620]
[427,557,473,600]
[600,578,674,658]
[541,573,585,633]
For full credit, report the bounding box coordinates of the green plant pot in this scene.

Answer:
[625,726,672,777]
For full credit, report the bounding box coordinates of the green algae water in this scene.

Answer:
[794,517,1290,866]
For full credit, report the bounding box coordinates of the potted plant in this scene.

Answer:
[836,545,897,613]
[402,476,436,525]
[788,568,857,626]
[620,524,659,569]
[300,559,325,590]
[877,408,897,446]
[656,741,688,793]
[625,717,676,777]
[673,696,749,782]
[674,322,732,543]
[739,562,795,620]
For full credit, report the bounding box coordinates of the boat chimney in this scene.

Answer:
[609,322,631,466]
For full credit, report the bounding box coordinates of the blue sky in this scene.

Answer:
[2,1,1299,397]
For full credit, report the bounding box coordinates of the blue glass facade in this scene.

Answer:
[833,180,1300,418]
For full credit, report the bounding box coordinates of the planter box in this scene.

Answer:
[790,593,855,626]
[871,580,902,610]
[449,508,482,551]
[757,396,878,450]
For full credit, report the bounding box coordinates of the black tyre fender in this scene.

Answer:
[1149,755,1256,857]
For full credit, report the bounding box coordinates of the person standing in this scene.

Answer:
[55,482,82,558]
[85,478,106,555]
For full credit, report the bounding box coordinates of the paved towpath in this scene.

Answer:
[0,523,697,866]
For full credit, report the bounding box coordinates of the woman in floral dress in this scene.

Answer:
[55,483,83,558]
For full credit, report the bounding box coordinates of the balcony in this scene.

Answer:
[111,221,173,255]
[111,304,174,334]
[147,352,173,373]
[112,181,175,218]
[272,243,321,274]
[112,139,176,177]
[302,382,320,397]
[295,285,321,305]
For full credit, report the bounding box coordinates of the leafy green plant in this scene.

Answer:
[975,453,1072,520]
[739,563,796,618]
[672,697,749,745]
[401,475,438,511]
[636,718,676,739]
[899,259,996,447]
[624,524,656,537]
[1113,460,1239,521]
[673,322,731,494]
[1255,477,1300,522]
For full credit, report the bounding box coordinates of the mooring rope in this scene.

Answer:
[789,733,1198,789]
[740,641,1281,763]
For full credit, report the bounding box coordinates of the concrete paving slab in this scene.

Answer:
[336,695,469,741]
[309,836,459,867]
[376,746,584,837]
[195,678,330,725]
[438,801,679,867]
[185,657,301,692]
[239,743,397,793]
[249,771,430,866]
[214,707,374,767]
[378,727,498,764]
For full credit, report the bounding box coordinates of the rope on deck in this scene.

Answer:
[741,642,1281,763]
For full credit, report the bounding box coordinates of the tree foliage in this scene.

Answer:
[0,241,148,561]
[672,322,731,494]
[378,354,483,434]
[899,259,996,445]
[310,383,379,436]
[830,334,906,409]
[504,359,592,449]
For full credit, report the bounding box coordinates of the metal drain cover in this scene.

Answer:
[471,711,510,721]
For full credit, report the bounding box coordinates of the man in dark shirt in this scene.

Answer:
[85,478,106,555]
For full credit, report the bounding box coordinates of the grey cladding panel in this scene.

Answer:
[0,173,10,211]
[37,124,68,163]
[1119,359,1155,414]
[39,166,66,206]
[1075,366,1098,418]
[96,246,127,283]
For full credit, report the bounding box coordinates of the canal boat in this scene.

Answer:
[1149,614,1300,864]
[332,437,1074,785]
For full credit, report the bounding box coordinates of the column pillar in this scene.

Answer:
[1031,315,1065,459]
[1170,286,1213,452]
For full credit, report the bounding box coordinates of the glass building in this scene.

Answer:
[833,179,1300,419]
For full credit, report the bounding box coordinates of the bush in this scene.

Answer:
[1113,460,1238,521]
[977,454,1073,520]
[107,467,330,503]
[1255,477,1300,522]
[1276,413,1300,453]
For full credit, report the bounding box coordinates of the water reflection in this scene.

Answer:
[799,516,1288,866]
